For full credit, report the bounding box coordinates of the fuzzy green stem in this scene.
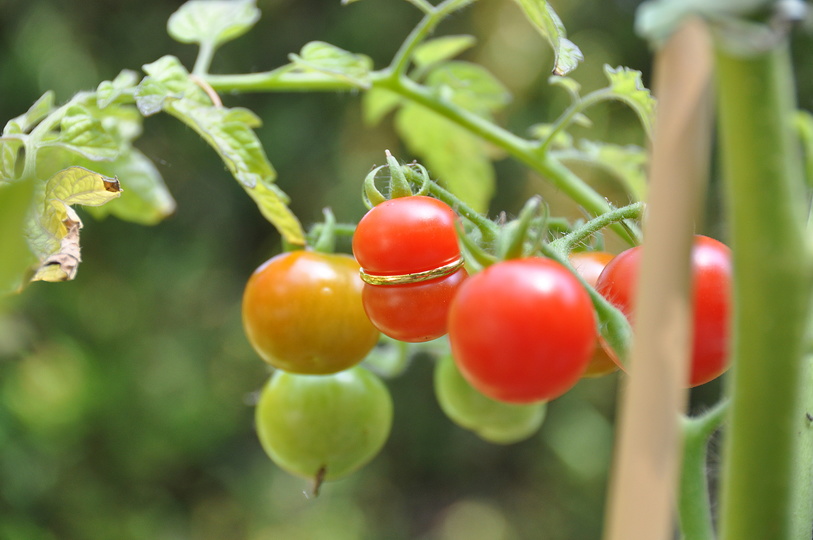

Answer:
[715,40,813,540]
[193,41,217,76]
[679,400,728,540]
[548,201,644,253]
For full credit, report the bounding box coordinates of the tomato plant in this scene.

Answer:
[594,235,732,387]
[448,257,597,404]
[255,366,393,483]
[569,251,620,378]
[242,250,380,375]
[434,354,546,444]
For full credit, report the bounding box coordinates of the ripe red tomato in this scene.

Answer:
[569,251,619,378]
[242,250,380,374]
[361,267,468,342]
[448,258,597,404]
[352,195,466,342]
[594,235,732,387]
[352,195,460,276]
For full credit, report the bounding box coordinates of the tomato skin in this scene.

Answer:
[352,195,460,276]
[242,250,380,375]
[434,354,546,444]
[362,268,468,342]
[255,367,393,482]
[569,251,619,378]
[594,235,732,387]
[448,258,597,404]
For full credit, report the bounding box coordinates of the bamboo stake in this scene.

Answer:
[603,19,714,540]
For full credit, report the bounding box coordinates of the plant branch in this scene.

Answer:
[715,38,813,540]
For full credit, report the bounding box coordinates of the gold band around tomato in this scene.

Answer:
[359,257,465,286]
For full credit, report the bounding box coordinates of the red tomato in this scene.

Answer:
[362,268,468,342]
[594,235,732,387]
[352,195,460,276]
[448,258,597,404]
[569,251,619,378]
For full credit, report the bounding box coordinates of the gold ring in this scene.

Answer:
[359,257,464,286]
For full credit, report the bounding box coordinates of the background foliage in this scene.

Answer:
[0,1,811,538]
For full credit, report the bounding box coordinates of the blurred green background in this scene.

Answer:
[1,1,811,538]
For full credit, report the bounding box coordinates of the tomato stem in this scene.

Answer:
[714,35,813,540]
[679,400,728,540]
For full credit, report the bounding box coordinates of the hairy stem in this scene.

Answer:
[715,39,813,540]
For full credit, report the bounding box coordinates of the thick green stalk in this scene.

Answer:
[715,40,812,540]
[679,401,728,540]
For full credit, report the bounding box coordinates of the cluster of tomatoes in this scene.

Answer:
[242,193,733,487]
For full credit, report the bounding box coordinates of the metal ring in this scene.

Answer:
[359,257,464,286]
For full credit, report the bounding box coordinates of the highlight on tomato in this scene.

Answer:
[569,251,620,378]
[352,195,466,342]
[255,366,393,484]
[594,234,732,387]
[448,257,597,404]
[242,250,380,375]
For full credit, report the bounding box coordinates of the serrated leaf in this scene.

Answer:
[511,0,583,75]
[43,105,120,161]
[555,140,648,201]
[362,88,402,126]
[26,167,122,282]
[167,100,273,190]
[242,180,305,246]
[426,61,511,116]
[396,104,495,213]
[413,35,477,68]
[97,69,139,109]
[288,41,373,88]
[135,56,304,244]
[603,65,656,137]
[82,148,176,225]
[0,180,37,293]
[168,0,260,48]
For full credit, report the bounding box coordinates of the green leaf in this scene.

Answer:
[0,140,22,182]
[362,88,402,126]
[41,105,120,161]
[242,181,305,246]
[554,140,648,201]
[796,110,813,191]
[0,180,37,294]
[96,69,139,109]
[426,61,511,116]
[396,104,495,213]
[135,55,304,244]
[4,91,56,134]
[26,166,122,282]
[413,35,477,69]
[136,56,210,116]
[510,0,583,75]
[288,41,374,88]
[548,74,582,101]
[167,0,260,48]
[82,148,176,225]
[602,65,656,137]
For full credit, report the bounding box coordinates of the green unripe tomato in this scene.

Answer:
[434,355,546,444]
[255,366,393,483]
